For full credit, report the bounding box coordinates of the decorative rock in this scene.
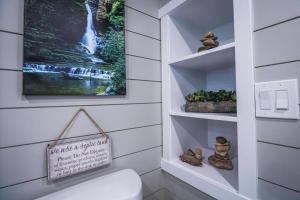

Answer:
[200,36,218,42]
[215,142,230,153]
[205,32,215,38]
[216,136,227,144]
[208,155,233,170]
[208,136,233,170]
[180,154,202,166]
[198,31,219,52]
[215,150,228,157]
[179,148,203,166]
[187,148,195,156]
[202,39,219,47]
[194,148,203,160]
[197,46,214,52]
[214,152,230,160]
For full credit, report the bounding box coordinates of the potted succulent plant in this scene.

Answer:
[185,89,236,113]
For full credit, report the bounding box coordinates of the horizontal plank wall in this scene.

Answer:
[252,0,300,31]
[254,18,300,67]
[253,0,300,199]
[0,0,162,199]
[257,143,300,192]
[127,0,160,18]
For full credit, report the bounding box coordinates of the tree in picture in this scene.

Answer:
[23,0,126,95]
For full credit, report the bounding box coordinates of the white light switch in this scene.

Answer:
[259,90,272,110]
[255,79,299,119]
[275,90,289,110]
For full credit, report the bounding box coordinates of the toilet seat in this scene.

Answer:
[36,169,142,200]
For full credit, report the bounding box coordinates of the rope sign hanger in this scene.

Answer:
[48,108,108,149]
[47,108,111,180]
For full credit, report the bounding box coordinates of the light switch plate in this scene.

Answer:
[275,90,289,110]
[259,90,272,110]
[255,79,299,119]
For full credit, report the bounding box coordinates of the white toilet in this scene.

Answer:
[36,169,143,200]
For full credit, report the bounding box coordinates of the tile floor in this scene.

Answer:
[144,188,215,200]
[144,171,216,200]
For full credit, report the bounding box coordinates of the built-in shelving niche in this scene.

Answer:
[169,116,238,191]
[168,46,238,192]
[170,63,236,116]
[167,0,236,120]
[168,0,234,62]
[159,0,247,197]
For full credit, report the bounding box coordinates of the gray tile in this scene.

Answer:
[154,188,182,200]
[144,194,159,200]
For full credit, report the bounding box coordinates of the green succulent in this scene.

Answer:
[185,90,236,103]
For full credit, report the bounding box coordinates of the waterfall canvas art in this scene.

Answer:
[23,0,126,95]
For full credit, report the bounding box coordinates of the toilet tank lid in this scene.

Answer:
[36,169,142,200]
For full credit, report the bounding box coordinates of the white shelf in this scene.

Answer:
[161,159,238,195]
[169,42,235,70]
[161,151,239,199]
[170,110,237,122]
[159,0,233,30]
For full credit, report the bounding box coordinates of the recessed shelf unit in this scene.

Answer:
[169,42,235,70]
[160,0,257,200]
[162,157,238,192]
[170,111,237,122]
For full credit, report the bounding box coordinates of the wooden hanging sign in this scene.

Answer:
[47,109,111,181]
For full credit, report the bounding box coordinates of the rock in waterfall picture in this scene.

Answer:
[23,0,126,95]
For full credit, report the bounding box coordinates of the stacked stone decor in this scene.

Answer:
[208,137,233,170]
[198,32,219,52]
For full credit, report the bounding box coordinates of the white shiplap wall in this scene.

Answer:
[0,0,163,199]
[253,0,300,199]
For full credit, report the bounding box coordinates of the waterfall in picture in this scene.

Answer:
[81,1,97,55]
